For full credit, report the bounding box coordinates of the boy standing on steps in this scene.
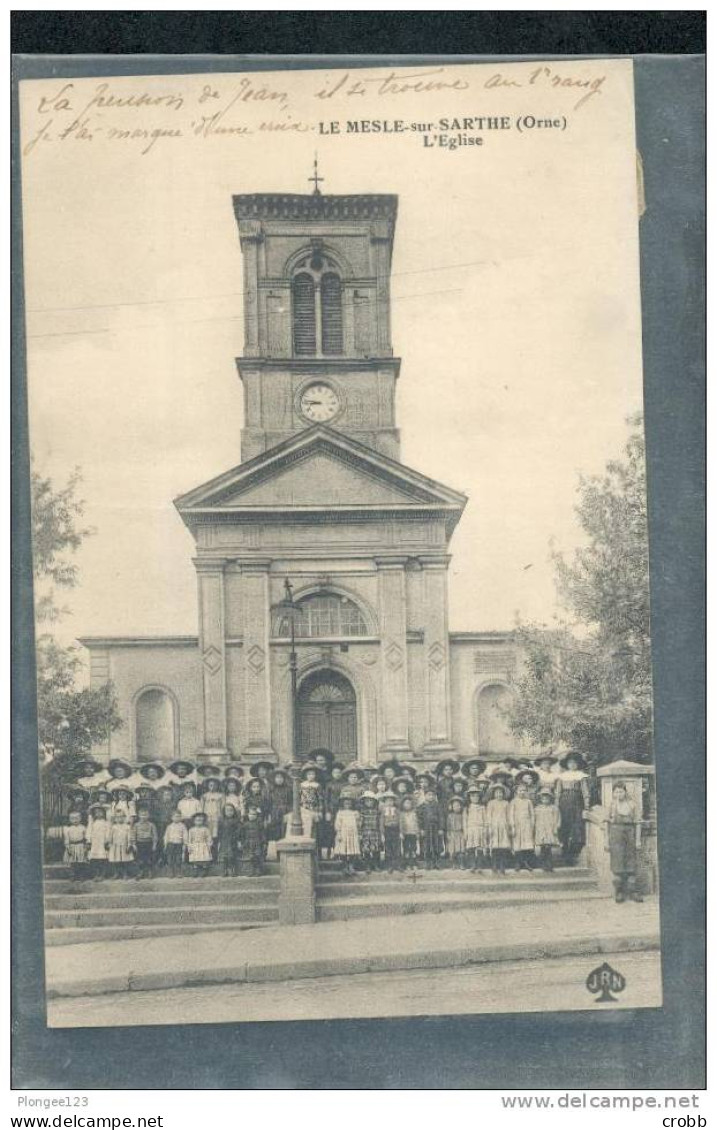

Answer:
[381,794,401,872]
[133,805,159,880]
[418,787,441,869]
[163,810,188,878]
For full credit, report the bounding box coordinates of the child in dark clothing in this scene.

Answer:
[217,803,241,876]
[418,788,442,869]
[133,806,159,879]
[359,792,381,871]
[380,795,401,872]
[241,805,266,876]
[399,796,419,868]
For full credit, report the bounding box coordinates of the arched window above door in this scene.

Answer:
[275,593,369,639]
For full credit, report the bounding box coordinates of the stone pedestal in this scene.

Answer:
[276,836,316,925]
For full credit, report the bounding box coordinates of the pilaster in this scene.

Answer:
[195,559,229,757]
[239,224,262,356]
[376,555,411,755]
[420,554,456,756]
[238,558,276,760]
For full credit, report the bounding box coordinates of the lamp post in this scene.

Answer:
[282,578,305,837]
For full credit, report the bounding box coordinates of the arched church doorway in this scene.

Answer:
[297,669,357,762]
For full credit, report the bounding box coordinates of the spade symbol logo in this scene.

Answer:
[586,961,626,1003]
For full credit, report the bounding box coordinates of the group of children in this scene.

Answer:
[57,749,599,882]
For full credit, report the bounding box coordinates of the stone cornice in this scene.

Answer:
[236,357,401,375]
[77,636,199,649]
[233,193,398,231]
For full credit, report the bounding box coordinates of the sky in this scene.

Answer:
[19,59,644,650]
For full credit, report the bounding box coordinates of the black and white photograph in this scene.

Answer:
[18,57,666,1035]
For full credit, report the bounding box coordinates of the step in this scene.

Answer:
[43,863,281,881]
[45,903,279,929]
[44,875,280,894]
[44,920,274,947]
[316,865,593,883]
[45,887,279,910]
[316,874,594,899]
[316,887,606,922]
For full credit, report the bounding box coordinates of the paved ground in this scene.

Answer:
[48,950,663,1028]
[46,896,661,1004]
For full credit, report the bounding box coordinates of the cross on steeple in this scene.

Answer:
[309,154,324,196]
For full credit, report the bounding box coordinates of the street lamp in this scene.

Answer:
[280,578,305,837]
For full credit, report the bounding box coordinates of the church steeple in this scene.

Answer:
[233,189,401,462]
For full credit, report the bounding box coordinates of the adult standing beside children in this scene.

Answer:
[554,751,591,866]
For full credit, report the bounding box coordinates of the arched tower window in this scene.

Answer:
[321,273,343,355]
[291,252,344,358]
[292,272,316,356]
[135,687,177,763]
[276,593,368,639]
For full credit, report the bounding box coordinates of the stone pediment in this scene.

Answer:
[174,426,467,530]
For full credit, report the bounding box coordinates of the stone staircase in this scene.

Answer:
[43,860,604,946]
[315,863,603,922]
[43,864,281,946]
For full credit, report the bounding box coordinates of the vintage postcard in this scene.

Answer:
[18,57,662,1031]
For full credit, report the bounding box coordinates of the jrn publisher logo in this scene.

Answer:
[586,961,626,1002]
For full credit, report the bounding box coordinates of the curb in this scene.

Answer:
[46,931,660,1000]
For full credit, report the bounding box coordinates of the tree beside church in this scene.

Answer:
[32,467,122,784]
[507,417,653,765]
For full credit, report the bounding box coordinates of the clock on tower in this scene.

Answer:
[233,189,401,462]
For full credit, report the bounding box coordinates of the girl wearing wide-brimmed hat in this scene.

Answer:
[464,785,488,872]
[509,781,536,871]
[167,759,197,788]
[359,792,381,870]
[555,751,591,866]
[534,787,561,871]
[461,757,487,783]
[445,796,466,868]
[534,752,559,790]
[340,762,365,805]
[200,776,224,842]
[299,762,324,841]
[333,796,361,875]
[267,767,293,844]
[486,782,512,874]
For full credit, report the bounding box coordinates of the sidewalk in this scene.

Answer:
[45,896,661,999]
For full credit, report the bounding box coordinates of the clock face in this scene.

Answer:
[299,383,340,423]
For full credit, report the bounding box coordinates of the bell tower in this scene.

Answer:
[233,181,401,461]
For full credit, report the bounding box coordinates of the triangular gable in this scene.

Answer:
[219,450,427,508]
[175,426,467,517]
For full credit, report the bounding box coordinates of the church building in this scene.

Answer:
[80,185,520,769]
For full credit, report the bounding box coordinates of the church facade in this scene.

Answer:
[80,189,521,769]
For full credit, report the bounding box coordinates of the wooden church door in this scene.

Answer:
[297,670,357,761]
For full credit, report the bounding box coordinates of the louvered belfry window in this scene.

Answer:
[321,273,343,355]
[292,272,316,356]
[291,255,343,358]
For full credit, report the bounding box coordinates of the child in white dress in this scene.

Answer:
[187,812,213,877]
[85,804,111,880]
[63,811,87,880]
[333,797,361,875]
[108,810,134,878]
[463,786,488,872]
